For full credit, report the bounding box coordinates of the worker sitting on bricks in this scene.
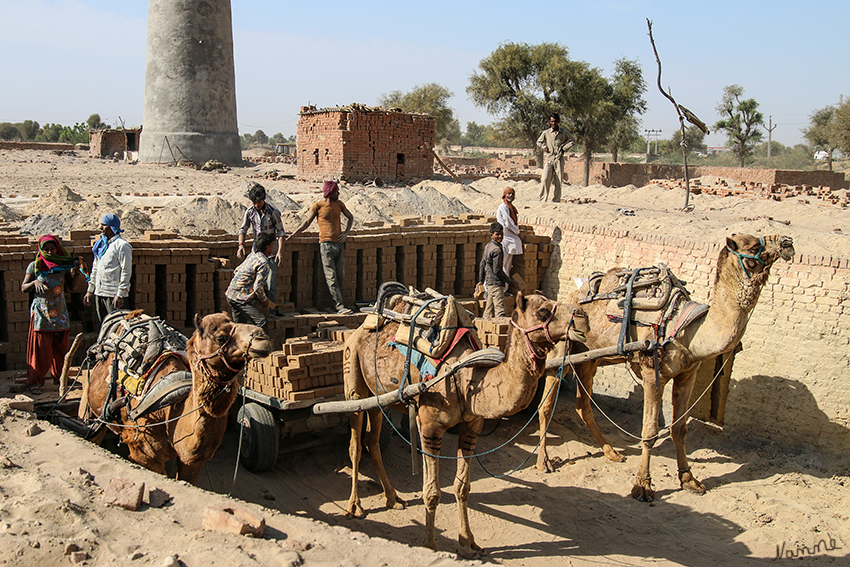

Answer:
[226,232,276,331]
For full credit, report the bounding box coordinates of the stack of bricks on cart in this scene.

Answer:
[0,215,552,372]
[297,105,436,183]
[244,339,345,402]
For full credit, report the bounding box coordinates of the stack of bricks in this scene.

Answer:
[296,106,436,183]
[244,340,345,402]
[475,317,511,349]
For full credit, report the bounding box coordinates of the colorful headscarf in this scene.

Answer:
[92,213,123,259]
[502,187,518,225]
[34,234,74,277]
[322,180,339,198]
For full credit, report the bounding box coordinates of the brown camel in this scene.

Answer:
[83,312,271,483]
[343,291,589,555]
[536,234,794,502]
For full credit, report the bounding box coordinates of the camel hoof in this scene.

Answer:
[602,446,625,463]
[458,538,485,558]
[680,474,706,495]
[630,484,655,503]
[387,496,407,510]
[344,503,366,519]
[535,457,556,473]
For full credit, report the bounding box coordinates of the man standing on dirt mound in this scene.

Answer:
[287,180,355,314]
[536,112,575,202]
[237,182,286,316]
[84,213,133,328]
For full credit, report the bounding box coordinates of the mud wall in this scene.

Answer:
[561,160,848,191]
[297,108,435,183]
[522,213,849,453]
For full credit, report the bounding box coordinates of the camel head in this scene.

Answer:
[511,292,589,357]
[719,234,795,285]
[190,312,272,378]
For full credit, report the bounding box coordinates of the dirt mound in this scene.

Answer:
[221,183,303,211]
[0,201,20,222]
[150,196,244,235]
[23,184,84,215]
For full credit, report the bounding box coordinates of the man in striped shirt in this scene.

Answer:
[237,183,286,314]
[226,232,276,331]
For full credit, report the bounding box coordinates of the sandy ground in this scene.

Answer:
[1,150,848,566]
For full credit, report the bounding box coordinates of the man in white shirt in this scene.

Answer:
[84,213,133,327]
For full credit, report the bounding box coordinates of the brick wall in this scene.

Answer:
[519,213,850,451]
[0,141,75,151]
[0,218,552,371]
[562,160,849,191]
[297,107,435,182]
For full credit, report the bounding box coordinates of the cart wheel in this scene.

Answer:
[237,403,279,473]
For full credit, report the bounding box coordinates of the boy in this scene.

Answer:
[478,222,513,318]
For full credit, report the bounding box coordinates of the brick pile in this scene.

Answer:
[296,106,435,183]
[651,178,849,207]
[244,340,345,402]
[475,318,511,349]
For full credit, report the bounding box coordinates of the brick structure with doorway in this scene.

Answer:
[296,106,435,183]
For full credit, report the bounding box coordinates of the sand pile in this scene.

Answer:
[150,196,245,235]
[0,201,20,222]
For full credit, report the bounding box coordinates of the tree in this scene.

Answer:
[607,58,647,162]
[714,85,764,167]
[671,125,707,156]
[86,113,107,130]
[804,102,844,170]
[467,42,568,149]
[0,123,22,141]
[460,121,499,147]
[835,97,850,156]
[378,83,458,144]
[253,129,268,146]
[18,120,39,140]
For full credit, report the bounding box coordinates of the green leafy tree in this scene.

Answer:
[467,42,568,150]
[460,121,499,147]
[18,120,39,140]
[0,123,22,141]
[378,83,459,144]
[36,123,64,142]
[86,113,107,130]
[607,58,647,162]
[804,104,840,170]
[714,85,764,167]
[253,129,268,146]
[268,132,285,146]
[671,125,707,156]
[835,98,850,156]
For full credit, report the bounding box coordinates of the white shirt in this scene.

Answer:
[87,234,133,298]
[496,202,523,256]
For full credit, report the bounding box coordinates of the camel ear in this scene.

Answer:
[725,237,738,251]
[516,290,526,311]
[194,313,204,334]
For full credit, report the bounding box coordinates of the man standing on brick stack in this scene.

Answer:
[84,213,133,328]
[237,183,286,316]
[227,232,276,331]
[287,180,355,315]
[536,113,575,202]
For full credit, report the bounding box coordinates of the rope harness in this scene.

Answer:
[510,303,561,368]
[725,237,766,279]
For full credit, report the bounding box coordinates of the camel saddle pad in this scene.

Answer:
[393,293,482,360]
[90,310,189,395]
[603,263,692,326]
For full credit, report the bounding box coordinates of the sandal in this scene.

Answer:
[26,385,42,395]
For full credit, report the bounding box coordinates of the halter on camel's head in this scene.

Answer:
[192,313,270,386]
[723,234,795,281]
[510,292,589,368]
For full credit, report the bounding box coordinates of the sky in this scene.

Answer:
[2,0,848,149]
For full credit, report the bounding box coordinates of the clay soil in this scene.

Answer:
[1,150,848,566]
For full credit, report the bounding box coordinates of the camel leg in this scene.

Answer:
[535,374,559,472]
[176,461,204,484]
[671,368,706,494]
[345,410,366,518]
[454,417,485,556]
[364,408,405,510]
[419,415,446,551]
[631,368,662,502]
[574,361,624,462]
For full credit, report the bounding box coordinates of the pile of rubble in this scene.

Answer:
[652,178,849,207]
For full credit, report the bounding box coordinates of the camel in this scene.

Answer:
[82,311,271,483]
[343,291,589,555]
[536,234,794,502]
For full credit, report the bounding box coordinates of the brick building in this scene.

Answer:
[296,105,435,183]
[89,128,142,159]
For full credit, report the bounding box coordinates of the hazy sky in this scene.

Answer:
[2,0,848,148]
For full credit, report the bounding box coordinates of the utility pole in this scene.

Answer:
[644,128,662,159]
[766,115,777,159]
